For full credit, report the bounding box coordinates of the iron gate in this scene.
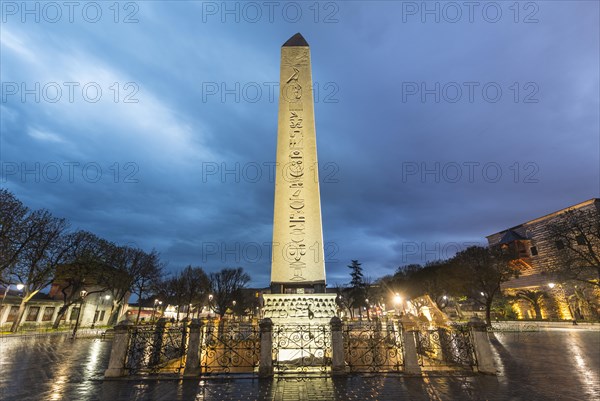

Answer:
[343,320,404,372]
[272,324,332,374]
[125,324,187,374]
[416,325,476,368]
[199,321,260,374]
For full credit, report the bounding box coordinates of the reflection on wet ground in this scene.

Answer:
[0,330,598,400]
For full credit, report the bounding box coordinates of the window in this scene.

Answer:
[6,306,19,322]
[530,246,538,256]
[99,310,106,321]
[576,235,586,246]
[26,306,40,322]
[42,307,55,321]
[555,240,565,250]
[70,307,80,321]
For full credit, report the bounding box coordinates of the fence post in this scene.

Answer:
[259,318,273,377]
[184,318,202,377]
[149,318,168,369]
[104,320,133,378]
[468,316,496,374]
[330,316,345,375]
[437,327,451,363]
[399,316,421,375]
[181,318,189,358]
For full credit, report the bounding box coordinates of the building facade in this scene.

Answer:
[0,289,115,331]
[486,199,600,321]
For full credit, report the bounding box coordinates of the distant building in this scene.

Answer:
[487,199,600,321]
[0,288,114,330]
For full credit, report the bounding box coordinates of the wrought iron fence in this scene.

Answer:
[415,324,476,368]
[272,324,332,374]
[199,321,260,374]
[125,324,187,375]
[342,319,404,372]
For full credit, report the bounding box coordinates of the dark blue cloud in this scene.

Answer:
[1,2,598,287]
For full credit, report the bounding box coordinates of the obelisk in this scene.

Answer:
[270,33,326,295]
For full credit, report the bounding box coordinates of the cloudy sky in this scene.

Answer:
[1,1,598,286]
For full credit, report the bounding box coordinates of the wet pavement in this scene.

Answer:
[0,329,598,400]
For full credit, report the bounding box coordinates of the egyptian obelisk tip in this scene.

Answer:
[283,33,309,47]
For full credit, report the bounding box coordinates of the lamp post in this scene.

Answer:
[92,294,111,328]
[152,299,162,322]
[72,290,87,339]
[1,283,25,309]
[208,294,214,319]
[394,293,402,316]
[92,297,100,329]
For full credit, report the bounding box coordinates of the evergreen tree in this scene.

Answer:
[348,260,366,318]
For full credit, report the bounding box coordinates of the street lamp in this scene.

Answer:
[72,290,87,339]
[394,294,403,315]
[548,282,556,289]
[152,299,160,322]
[1,283,26,309]
[208,294,214,319]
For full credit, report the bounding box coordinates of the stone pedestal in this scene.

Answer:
[399,317,421,375]
[184,319,202,377]
[104,320,133,378]
[468,317,496,374]
[261,293,338,324]
[259,318,274,377]
[330,317,345,375]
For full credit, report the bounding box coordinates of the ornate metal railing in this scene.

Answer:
[342,319,404,372]
[272,324,332,374]
[125,324,187,374]
[199,321,260,374]
[415,324,476,368]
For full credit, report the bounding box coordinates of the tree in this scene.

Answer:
[515,289,547,320]
[399,261,461,311]
[8,210,70,332]
[231,289,260,320]
[159,266,210,320]
[0,189,31,281]
[391,264,423,297]
[491,294,518,321]
[347,260,367,319]
[547,207,600,288]
[181,266,210,318]
[332,284,353,318]
[51,231,114,328]
[157,272,188,320]
[209,267,250,319]
[131,249,165,324]
[101,244,138,325]
[451,246,519,326]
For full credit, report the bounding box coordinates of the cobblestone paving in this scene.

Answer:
[0,329,598,400]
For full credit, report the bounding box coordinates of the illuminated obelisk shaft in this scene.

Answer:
[271,33,326,294]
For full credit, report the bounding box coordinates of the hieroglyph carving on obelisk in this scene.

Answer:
[270,33,326,289]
